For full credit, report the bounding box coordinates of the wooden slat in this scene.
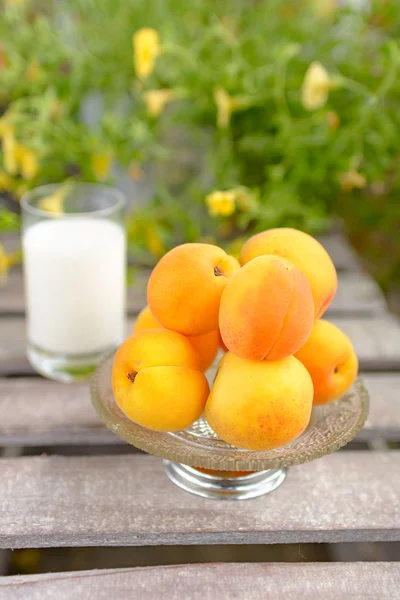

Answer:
[0,373,398,446]
[0,452,399,548]
[0,272,24,314]
[0,269,384,317]
[317,232,361,272]
[0,562,399,600]
[328,272,386,316]
[362,374,400,440]
[333,316,400,370]
[1,314,399,376]
[0,318,26,375]
[0,379,114,446]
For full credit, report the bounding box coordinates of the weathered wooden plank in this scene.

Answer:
[0,269,384,316]
[0,562,398,600]
[362,374,400,440]
[1,315,399,376]
[328,272,386,316]
[0,271,24,314]
[0,379,115,446]
[0,373,398,446]
[333,316,400,370]
[0,233,20,256]
[317,232,361,272]
[0,318,26,375]
[0,452,399,548]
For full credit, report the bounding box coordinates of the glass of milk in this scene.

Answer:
[21,183,126,382]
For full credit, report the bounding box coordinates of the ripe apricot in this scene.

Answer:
[205,352,313,450]
[147,243,239,336]
[295,319,358,405]
[219,255,314,361]
[133,306,219,371]
[112,330,209,431]
[240,228,337,318]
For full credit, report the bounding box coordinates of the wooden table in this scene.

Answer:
[0,232,399,599]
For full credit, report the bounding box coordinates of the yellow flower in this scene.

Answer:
[17,146,39,180]
[133,28,160,80]
[128,161,144,180]
[145,225,165,258]
[214,88,232,129]
[214,88,252,128]
[339,170,367,192]
[144,89,174,117]
[0,244,19,285]
[206,190,236,217]
[0,170,14,190]
[91,152,113,181]
[0,117,12,138]
[2,129,18,175]
[301,62,332,110]
[1,125,39,180]
[38,185,69,214]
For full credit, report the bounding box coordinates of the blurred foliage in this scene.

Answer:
[0,0,400,269]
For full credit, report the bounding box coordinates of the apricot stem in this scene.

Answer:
[127,372,137,383]
[214,266,222,276]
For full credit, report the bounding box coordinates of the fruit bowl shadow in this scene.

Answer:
[91,357,369,500]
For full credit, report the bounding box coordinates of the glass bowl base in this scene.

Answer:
[164,461,287,500]
[27,343,115,383]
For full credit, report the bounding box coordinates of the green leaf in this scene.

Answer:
[0,208,21,233]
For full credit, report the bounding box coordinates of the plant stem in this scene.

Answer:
[353,42,400,164]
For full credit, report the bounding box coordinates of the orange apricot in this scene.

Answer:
[133,306,161,331]
[219,255,314,361]
[240,228,337,319]
[112,330,209,431]
[133,306,219,371]
[294,319,358,405]
[147,243,240,336]
[188,329,220,371]
[205,352,313,450]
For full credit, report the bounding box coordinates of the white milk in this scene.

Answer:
[23,218,126,355]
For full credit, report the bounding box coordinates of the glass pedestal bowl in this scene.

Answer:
[91,357,369,501]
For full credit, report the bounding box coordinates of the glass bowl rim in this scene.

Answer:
[91,357,370,471]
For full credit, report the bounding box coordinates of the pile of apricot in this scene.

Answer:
[112,228,358,451]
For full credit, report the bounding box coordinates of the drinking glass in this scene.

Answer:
[21,183,126,382]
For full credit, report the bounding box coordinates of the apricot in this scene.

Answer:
[218,330,228,353]
[219,255,314,361]
[115,328,199,372]
[294,319,358,405]
[188,329,220,371]
[147,243,240,336]
[133,306,219,371]
[133,305,161,331]
[240,228,337,319]
[205,352,313,450]
[112,330,209,431]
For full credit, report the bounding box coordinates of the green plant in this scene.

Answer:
[1,0,400,269]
